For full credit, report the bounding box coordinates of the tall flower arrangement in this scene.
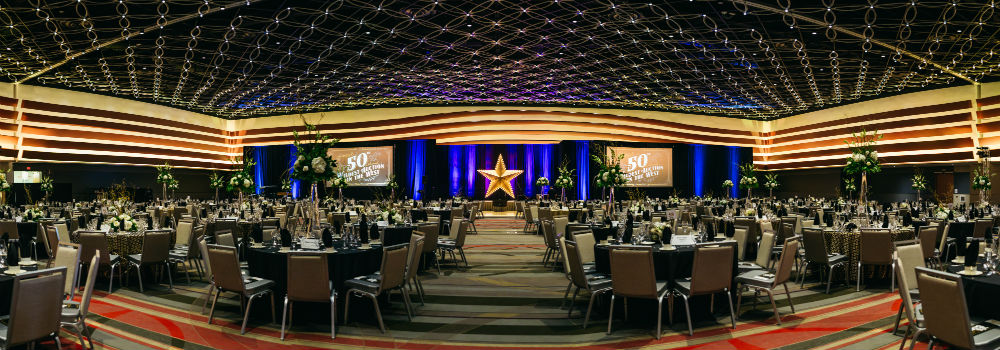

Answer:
[227,159,256,194]
[844,178,857,200]
[535,177,549,197]
[387,174,399,200]
[911,173,927,201]
[722,179,734,198]
[292,121,339,230]
[330,175,348,206]
[0,171,10,204]
[167,178,179,199]
[155,162,175,200]
[973,170,991,190]
[593,148,627,214]
[738,163,759,200]
[763,173,779,198]
[209,171,225,202]
[552,162,575,203]
[40,175,53,201]
[844,129,882,215]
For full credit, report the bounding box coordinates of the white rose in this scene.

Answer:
[303,166,309,172]
[124,221,133,230]
[244,179,251,187]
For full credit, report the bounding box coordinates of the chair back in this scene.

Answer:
[772,236,800,287]
[405,234,426,281]
[198,236,212,279]
[378,243,410,292]
[78,231,111,264]
[937,223,951,254]
[558,236,572,273]
[450,208,464,222]
[216,230,236,247]
[574,232,596,264]
[6,267,66,347]
[688,241,735,296]
[733,226,748,260]
[541,220,557,249]
[608,245,656,298]
[44,224,60,258]
[454,220,469,247]
[529,206,539,222]
[755,232,775,268]
[801,228,830,264]
[973,218,992,239]
[917,226,937,261]
[893,258,919,332]
[448,218,462,237]
[417,222,439,252]
[1,219,17,239]
[141,230,171,263]
[55,221,70,243]
[859,228,892,264]
[915,267,974,349]
[554,216,569,237]
[80,251,101,316]
[49,242,81,298]
[893,239,925,293]
[564,240,590,289]
[286,252,331,302]
[522,206,533,222]
[176,219,194,247]
[206,244,244,293]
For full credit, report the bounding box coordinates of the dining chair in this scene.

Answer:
[914,267,1000,350]
[280,251,337,340]
[736,236,800,326]
[733,226,748,261]
[63,251,101,350]
[125,230,173,292]
[916,226,939,268]
[891,239,925,335]
[529,205,540,233]
[554,216,569,240]
[606,245,670,339]
[78,231,122,293]
[197,236,215,314]
[564,239,611,328]
[44,224,60,260]
[416,221,441,275]
[173,219,194,250]
[439,220,469,269]
[935,223,956,263]
[893,258,923,350]
[800,228,848,294]
[344,243,411,333]
[48,242,82,300]
[170,225,205,283]
[55,221,71,244]
[972,218,992,239]
[670,241,737,335]
[739,232,775,273]
[467,205,479,234]
[404,233,427,307]
[541,219,559,266]
[447,217,462,238]
[574,232,597,265]
[206,244,276,334]
[858,228,894,291]
[0,267,67,350]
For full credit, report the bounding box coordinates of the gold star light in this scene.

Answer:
[477,154,523,198]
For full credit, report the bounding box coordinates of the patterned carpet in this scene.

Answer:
[36,216,929,350]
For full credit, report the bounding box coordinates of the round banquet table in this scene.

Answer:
[70,229,177,256]
[946,262,1000,320]
[823,228,914,280]
[245,243,382,323]
[593,243,738,323]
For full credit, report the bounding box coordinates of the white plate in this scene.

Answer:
[18,260,36,266]
[958,269,984,276]
[640,241,656,245]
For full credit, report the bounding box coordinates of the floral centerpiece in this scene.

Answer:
[167,178,179,198]
[535,176,549,187]
[208,171,225,202]
[738,163,759,200]
[593,147,628,214]
[973,171,991,190]
[552,162,575,202]
[764,173,779,198]
[22,207,43,222]
[844,129,882,214]
[330,175,348,205]
[292,120,339,230]
[387,174,399,200]
[155,162,174,200]
[381,208,403,225]
[649,221,667,242]
[722,179,734,198]
[227,162,255,194]
[281,178,292,193]
[844,178,857,198]
[911,173,927,201]
[0,172,9,204]
[935,205,952,220]
[40,175,53,201]
[107,213,139,233]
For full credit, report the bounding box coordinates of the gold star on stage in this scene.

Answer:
[477,154,523,198]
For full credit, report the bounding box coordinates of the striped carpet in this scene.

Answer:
[39,216,929,350]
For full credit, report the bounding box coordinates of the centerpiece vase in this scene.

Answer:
[981,188,989,207]
[338,187,344,207]
[561,188,566,203]
[608,187,615,216]
[310,183,320,232]
[214,188,219,203]
[859,171,868,218]
[162,183,167,202]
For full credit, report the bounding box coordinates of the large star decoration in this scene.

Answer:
[477,155,523,198]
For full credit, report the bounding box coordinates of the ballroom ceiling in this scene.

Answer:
[0,0,997,119]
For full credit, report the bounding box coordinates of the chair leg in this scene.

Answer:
[908,329,924,350]
[561,281,573,309]
[343,291,352,324]
[567,287,579,318]
[201,283,214,314]
[856,262,862,291]
[240,294,258,335]
[270,292,276,324]
[682,294,693,336]
[726,289,736,329]
[400,287,414,321]
[82,320,94,350]
[893,303,905,335]
[656,296,665,339]
[826,265,834,294]
[459,247,469,268]
[584,291,600,328]
[735,284,743,320]
[784,283,795,314]
[370,294,386,333]
[765,289,781,325]
[54,334,61,350]
[606,294,616,335]
[108,263,117,294]
[890,262,896,292]
[415,277,426,305]
[280,298,290,340]
[207,289,221,324]
[135,263,144,292]
[330,294,337,339]
[165,262,173,290]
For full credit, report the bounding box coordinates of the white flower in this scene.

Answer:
[243,179,251,188]
[302,166,309,172]
[124,220,134,230]
[311,157,327,173]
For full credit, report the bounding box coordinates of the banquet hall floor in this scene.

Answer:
[35,217,924,350]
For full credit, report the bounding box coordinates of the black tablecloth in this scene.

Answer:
[947,263,1000,320]
[0,274,10,316]
[383,226,414,247]
[246,244,382,322]
[15,222,48,260]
